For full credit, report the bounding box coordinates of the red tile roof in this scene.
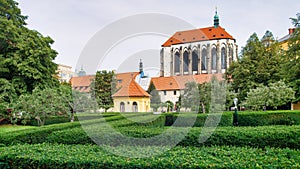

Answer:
[70,75,95,92]
[162,26,235,47]
[112,80,150,97]
[151,74,224,91]
[115,72,139,89]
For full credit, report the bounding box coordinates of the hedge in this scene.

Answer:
[164,112,233,127]
[236,110,300,126]
[0,143,299,168]
[2,120,300,149]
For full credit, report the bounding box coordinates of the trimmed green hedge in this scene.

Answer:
[2,119,300,149]
[237,110,300,126]
[164,112,233,127]
[0,143,299,168]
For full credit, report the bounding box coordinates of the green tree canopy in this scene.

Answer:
[90,70,116,112]
[0,0,59,97]
[226,31,283,102]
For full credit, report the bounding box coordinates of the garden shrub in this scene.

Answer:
[237,110,300,126]
[0,143,299,168]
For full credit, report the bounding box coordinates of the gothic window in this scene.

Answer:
[221,47,227,69]
[132,102,138,112]
[230,47,234,64]
[183,51,189,72]
[192,50,198,72]
[120,102,125,112]
[174,51,180,73]
[201,49,207,70]
[211,47,217,70]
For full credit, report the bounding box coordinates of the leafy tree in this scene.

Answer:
[243,81,295,110]
[289,13,300,28]
[90,70,116,112]
[283,27,300,103]
[226,31,283,102]
[0,0,59,98]
[147,83,161,111]
[14,87,70,126]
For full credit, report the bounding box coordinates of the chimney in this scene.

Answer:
[288,28,295,35]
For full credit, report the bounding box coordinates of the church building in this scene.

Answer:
[160,10,238,77]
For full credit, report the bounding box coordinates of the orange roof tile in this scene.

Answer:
[151,77,179,91]
[151,74,224,91]
[70,75,95,92]
[112,80,150,97]
[162,26,235,47]
[115,72,139,89]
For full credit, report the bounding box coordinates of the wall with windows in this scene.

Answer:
[113,96,150,112]
[158,90,180,104]
[160,39,237,77]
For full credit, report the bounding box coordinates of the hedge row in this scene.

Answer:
[0,143,299,168]
[237,110,300,126]
[2,121,300,149]
[164,112,233,127]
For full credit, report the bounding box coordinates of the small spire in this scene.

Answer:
[139,59,145,78]
[214,7,219,28]
[139,59,143,73]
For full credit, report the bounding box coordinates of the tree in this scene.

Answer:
[282,27,300,103]
[147,83,161,111]
[226,31,283,102]
[290,13,300,28]
[243,81,295,110]
[90,70,116,112]
[0,0,59,97]
[15,87,70,126]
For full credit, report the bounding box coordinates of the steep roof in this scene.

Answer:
[70,75,95,92]
[115,72,139,89]
[151,74,224,91]
[162,26,235,47]
[112,80,150,97]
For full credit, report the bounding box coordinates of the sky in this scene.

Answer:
[17,0,300,74]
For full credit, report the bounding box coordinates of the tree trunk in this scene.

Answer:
[201,102,206,113]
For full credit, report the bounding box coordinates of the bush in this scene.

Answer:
[27,116,71,126]
[0,143,299,168]
[237,110,300,126]
[164,112,233,127]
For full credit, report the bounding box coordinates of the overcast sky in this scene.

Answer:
[17,0,299,74]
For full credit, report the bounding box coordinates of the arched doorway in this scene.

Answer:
[120,102,125,112]
[132,102,138,112]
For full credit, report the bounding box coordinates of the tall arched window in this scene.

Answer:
[183,51,189,73]
[221,47,227,69]
[132,102,138,112]
[120,102,125,112]
[192,50,198,72]
[174,51,180,73]
[211,47,217,70]
[230,47,234,64]
[201,48,207,70]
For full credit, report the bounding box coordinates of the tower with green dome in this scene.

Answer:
[214,8,219,28]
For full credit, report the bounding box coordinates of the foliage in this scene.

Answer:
[226,31,283,102]
[283,28,300,103]
[289,13,300,28]
[243,81,295,110]
[147,83,161,111]
[0,143,299,169]
[237,110,300,126]
[164,112,232,127]
[90,70,116,112]
[0,0,59,111]
[14,87,70,126]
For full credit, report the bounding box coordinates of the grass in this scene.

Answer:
[0,124,36,133]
